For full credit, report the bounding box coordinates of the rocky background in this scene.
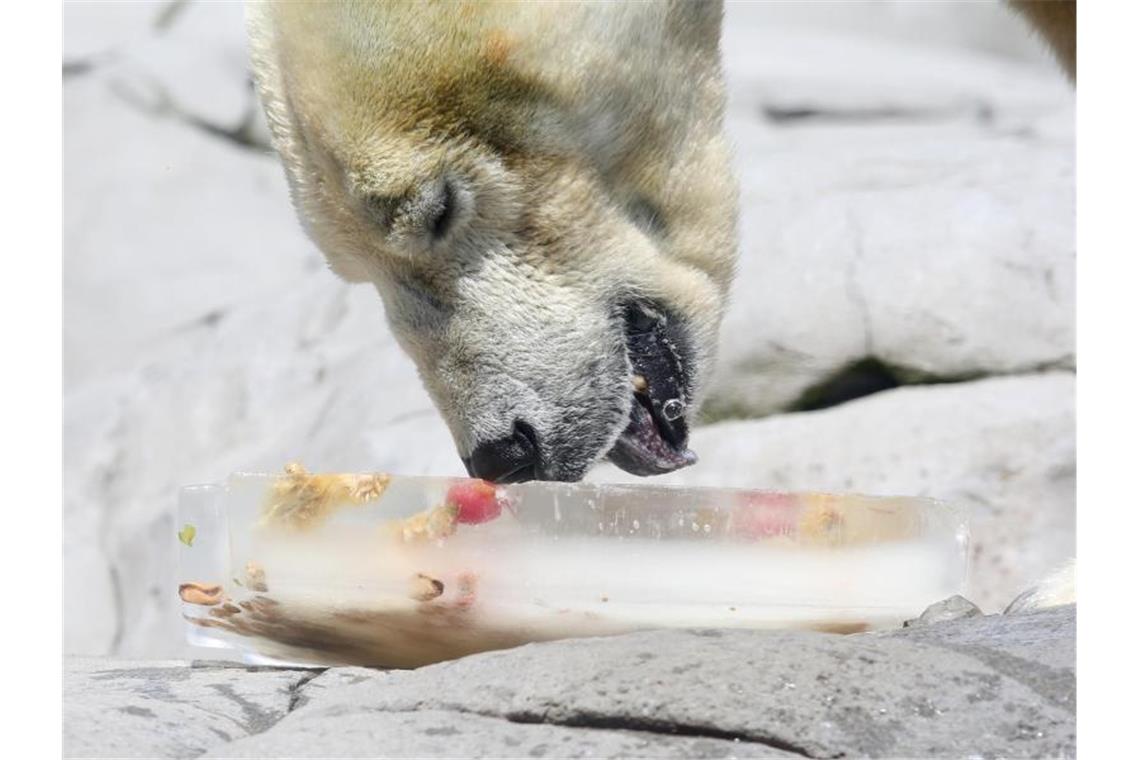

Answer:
[64,1,1074,657]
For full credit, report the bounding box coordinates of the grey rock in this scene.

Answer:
[64,658,315,759]
[209,708,795,759]
[267,612,1072,758]
[65,606,1074,758]
[886,604,1075,675]
[882,605,1076,723]
[903,595,984,628]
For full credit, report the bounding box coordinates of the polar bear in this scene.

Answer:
[247,1,736,483]
[247,1,1074,604]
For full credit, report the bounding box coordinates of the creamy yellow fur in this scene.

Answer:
[248,1,736,479]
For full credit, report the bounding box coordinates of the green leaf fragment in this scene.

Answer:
[178,523,197,547]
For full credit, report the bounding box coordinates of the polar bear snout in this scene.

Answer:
[432,314,635,484]
[440,299,702,484]
[463,421,541,483]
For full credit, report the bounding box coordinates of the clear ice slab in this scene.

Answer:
[177,465,969,667]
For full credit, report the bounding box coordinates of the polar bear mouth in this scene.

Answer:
[605,302,698,476]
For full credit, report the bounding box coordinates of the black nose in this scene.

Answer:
[465,422,540,483]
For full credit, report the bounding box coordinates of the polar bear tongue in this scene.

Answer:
[606,394,698,476]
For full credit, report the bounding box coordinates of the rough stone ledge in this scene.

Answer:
[210,708,801,759]
[65,604,1074,759]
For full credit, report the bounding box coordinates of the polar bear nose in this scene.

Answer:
[464,421,541,483]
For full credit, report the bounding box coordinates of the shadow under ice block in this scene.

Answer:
[178,464,969,667]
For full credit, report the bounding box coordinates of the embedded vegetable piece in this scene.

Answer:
[178,524,197,547]
[409,573,445,602]
[179,582,223,606]
[262,463,391,530]
[445,479,503,525]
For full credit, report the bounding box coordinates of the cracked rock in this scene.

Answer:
[63,659,317,759]
[286,615,1072,758]
[208,709,798,759]
[65,606,1073,758]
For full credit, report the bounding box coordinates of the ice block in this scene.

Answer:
[177,464,969,668]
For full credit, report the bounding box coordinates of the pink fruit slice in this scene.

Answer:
[445,480,503,525]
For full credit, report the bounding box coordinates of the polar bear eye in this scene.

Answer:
[363,177,462,245]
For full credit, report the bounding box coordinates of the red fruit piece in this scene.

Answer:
[446,479,503,525]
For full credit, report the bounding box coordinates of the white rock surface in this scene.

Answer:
[706,4,1075,418]
[65,0,255,130]
[63,1,1074,655]
[591,373,1075,613]
[63,0,158,64]
[63,24,452,655]
[721,1,1062,73]
[64,658,313,759]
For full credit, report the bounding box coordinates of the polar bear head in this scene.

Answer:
[247,0,737,481]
